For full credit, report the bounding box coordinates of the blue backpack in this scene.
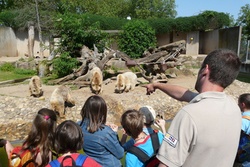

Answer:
[127,131,160,167]
[236,115,250,163]
[49,154,87,167]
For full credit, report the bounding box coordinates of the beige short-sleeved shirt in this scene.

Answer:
[157,92,241,167]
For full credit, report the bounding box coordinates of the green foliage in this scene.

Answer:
[118,20,156,58]
[0,62,37,81]
[0,10,18,28]
[237,4,250,39]
[13,68,37,75]
[146,18,174,34]
[42,74,58,85]
[132,0,176,19]
[129,66,141,73]
[237,72,250,83]
[84,14,127,30]
[52,52,79,78]
[54,13,109,56]
[110,66,119,73]
[0,62,15,72]
[81,0,131,18]
[147,11,231,33]
[0,0,56,32]
[198,11,230,30]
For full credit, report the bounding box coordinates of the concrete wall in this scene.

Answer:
[0,26,242,58]
[219,26,241,55]
[0,26,50,58]
[156,31,186,54]
[173,32,186,43]
[199,26,241,55]
[186,31,199,55]
[0,27,17,57]
[200,29,219,54]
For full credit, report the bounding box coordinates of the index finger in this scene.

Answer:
[140,84,148,88]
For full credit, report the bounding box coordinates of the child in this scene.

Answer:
[235,93,250,166]
[78,95,124,167]
[121,106,166,151]
[0,108,57,167]
[46,120,101,167]
[121,109,164,167]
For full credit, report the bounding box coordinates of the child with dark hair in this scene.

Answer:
[46,120,101,167]
[0,108,57,167]
[239,93,250,134]
[121,106,166,151]
[78,95,124,167]
[121,109,164,167]
[235,93,250,165]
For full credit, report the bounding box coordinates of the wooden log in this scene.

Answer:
[136,51,168,64]
[157,40,186,51]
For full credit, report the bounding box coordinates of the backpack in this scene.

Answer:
[9,146,38,167]
[236,116,250,163]
[49,154,87,167]
[127,131,160,167]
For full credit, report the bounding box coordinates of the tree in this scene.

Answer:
[129,0,176,19]
[54,0,176,19]
[81,0,130,18]
[54,13,108,57]
[54,0,130,18]
[237,4,250,39]
[118,20,156,58]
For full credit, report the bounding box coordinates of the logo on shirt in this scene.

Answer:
[164,133,178,148]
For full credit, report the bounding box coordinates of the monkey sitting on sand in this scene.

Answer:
[29,75,43,97]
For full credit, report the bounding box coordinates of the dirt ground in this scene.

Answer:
[0,74,197,99]
[0,54,199,99]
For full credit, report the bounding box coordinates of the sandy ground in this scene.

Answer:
[0,74,197,99]
[0,55,198,98]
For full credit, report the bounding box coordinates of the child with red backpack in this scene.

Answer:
[121,109,164,167]
[0,108,57,167]
[46,120,101,167]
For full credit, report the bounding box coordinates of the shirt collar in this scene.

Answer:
[190,91,226,103]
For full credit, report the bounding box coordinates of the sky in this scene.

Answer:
[175,0,249,20]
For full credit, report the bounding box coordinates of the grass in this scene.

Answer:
[0,62,37,82]
[0,71,34,82]
[237,72,250,83]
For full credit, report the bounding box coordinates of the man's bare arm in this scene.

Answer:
[145,83,197,102]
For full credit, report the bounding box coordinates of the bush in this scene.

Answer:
[54,13,109,57]
[13,68,37,75]
[0,62,15,72]
[52,52,79,78]
[118,20,156,59]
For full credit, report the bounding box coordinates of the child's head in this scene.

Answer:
[238,93,250,111]
[26,108,57,146]
[80,95,107,133]
[139,106,156,126]
[24,108,57,166]
[121,109,144,139]
[54,120,83,154]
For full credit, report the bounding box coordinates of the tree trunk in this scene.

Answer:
[28,21,35,58]
[34,0,44,58]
